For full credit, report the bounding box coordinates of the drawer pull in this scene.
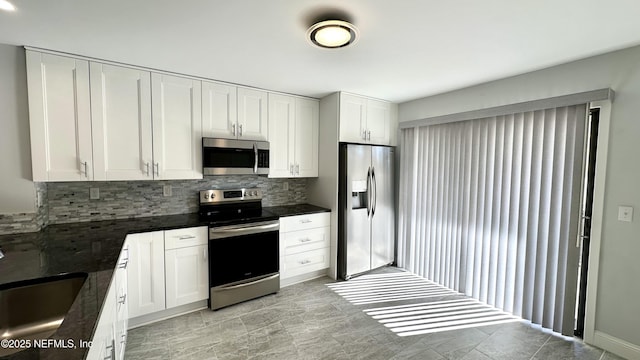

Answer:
[177,235,196,240]
[299,259,311,265]
[299,238,312,243]
[118,260,128,269]
[299,219,312,224]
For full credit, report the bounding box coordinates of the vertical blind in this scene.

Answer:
[397,105,587,335]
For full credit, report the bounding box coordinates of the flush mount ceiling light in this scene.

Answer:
[0,0,16,11]
[307,20,358,49]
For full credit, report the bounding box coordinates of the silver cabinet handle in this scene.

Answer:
[299,259,311,265]
[232,123,236,136]
[118,259,128,269]
[299,219,312,224]
[144,162,150,176]
[203,247,207,261]
[295,164,300,176]
[104,341,114,360]
[154,162,159,177]
[239,124,243,136]
[290,164,294,175]
[120,334,127,345]
[367,130,371,140]
[299,238,312,243]
[80,161,88,178]
[177,235,196,240]
[362,130,367,140]
[119,294,126,305]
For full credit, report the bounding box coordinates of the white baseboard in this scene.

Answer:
[280,269,329,288]
[593,330,640,360]
[128,300,208,329]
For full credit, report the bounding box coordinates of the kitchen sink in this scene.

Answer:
[0,272,88,356]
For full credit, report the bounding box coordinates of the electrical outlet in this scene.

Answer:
[283,182,289,191]
[90,187,100,200]
[618,206,633,222]
[163,185,172,197]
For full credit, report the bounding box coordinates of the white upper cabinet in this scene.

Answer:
[202,83,267,141]
[202,81,237,139]
[268,94,318,178]
[151,73,202,180]
[339,92,397,146]
[90,62,153,180]
[339,93,367,144]
[26,51,93,181]
[237,87,268,141]
[294,98,319,177]
[268,94,295,177]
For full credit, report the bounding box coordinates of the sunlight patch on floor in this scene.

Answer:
[328,271,520,336]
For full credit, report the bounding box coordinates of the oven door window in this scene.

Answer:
[203,147,256,169]
[209,231,279,287]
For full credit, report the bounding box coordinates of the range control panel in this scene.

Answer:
[199,188,262,204]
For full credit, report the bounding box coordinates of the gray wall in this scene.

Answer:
[0,43,36,213]
[399,45,640,348]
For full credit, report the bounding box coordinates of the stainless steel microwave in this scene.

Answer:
[202,138,269,175]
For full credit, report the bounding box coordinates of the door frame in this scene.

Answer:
[583,100,612,344]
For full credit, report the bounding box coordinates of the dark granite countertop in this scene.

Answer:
[264,204,330,217]
[0,204,329,360]
[0,213,207,360]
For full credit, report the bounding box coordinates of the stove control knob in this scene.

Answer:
[252,191,257,196]
[204,194,209,199]
[211,193,215,199]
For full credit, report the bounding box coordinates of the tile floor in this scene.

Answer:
[125,273,625,360]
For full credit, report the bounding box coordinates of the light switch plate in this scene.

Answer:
[89,188,100,200]
[618,206,633,222]
[163,185,172,197]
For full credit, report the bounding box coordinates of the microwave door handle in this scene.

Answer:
[253,143,258,174]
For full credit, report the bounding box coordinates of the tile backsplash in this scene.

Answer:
[0,176,307,234]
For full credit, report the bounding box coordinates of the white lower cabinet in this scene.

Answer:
[165,244,209,308]
[279,213,330,284]
[126,227,208,322]
[127,231,165,318]
[87,243,128,360]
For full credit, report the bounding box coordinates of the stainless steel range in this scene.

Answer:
[199,188,280,310]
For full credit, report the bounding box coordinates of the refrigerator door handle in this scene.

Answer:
[372,167,377,216]
[366,167,372,217]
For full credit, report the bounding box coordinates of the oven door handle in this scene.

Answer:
[210,221,279,239]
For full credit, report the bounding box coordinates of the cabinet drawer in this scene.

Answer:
[279,212,330,233]
[281,248,329,279]
[164,227,208,250]
[280,226,329,257]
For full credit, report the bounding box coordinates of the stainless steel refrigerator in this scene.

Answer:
[338,143,395,280]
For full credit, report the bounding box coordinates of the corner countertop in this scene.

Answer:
[0,204,330,360]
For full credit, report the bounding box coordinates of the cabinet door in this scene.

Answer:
[86,278,116,360]
[90,63,152,180]
[237,87,268,141]
[202,81,237,139]
[339,93,367,143]
[114,243,129,360]
[165,245,209,308]
[366,99,391,145]
[127,232,165,318]
[268,94,295,178]
[295,98,319,177]
[26,51,93,181]
[151,73,202,180]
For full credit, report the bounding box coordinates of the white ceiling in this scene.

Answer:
[1,0,640,103]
